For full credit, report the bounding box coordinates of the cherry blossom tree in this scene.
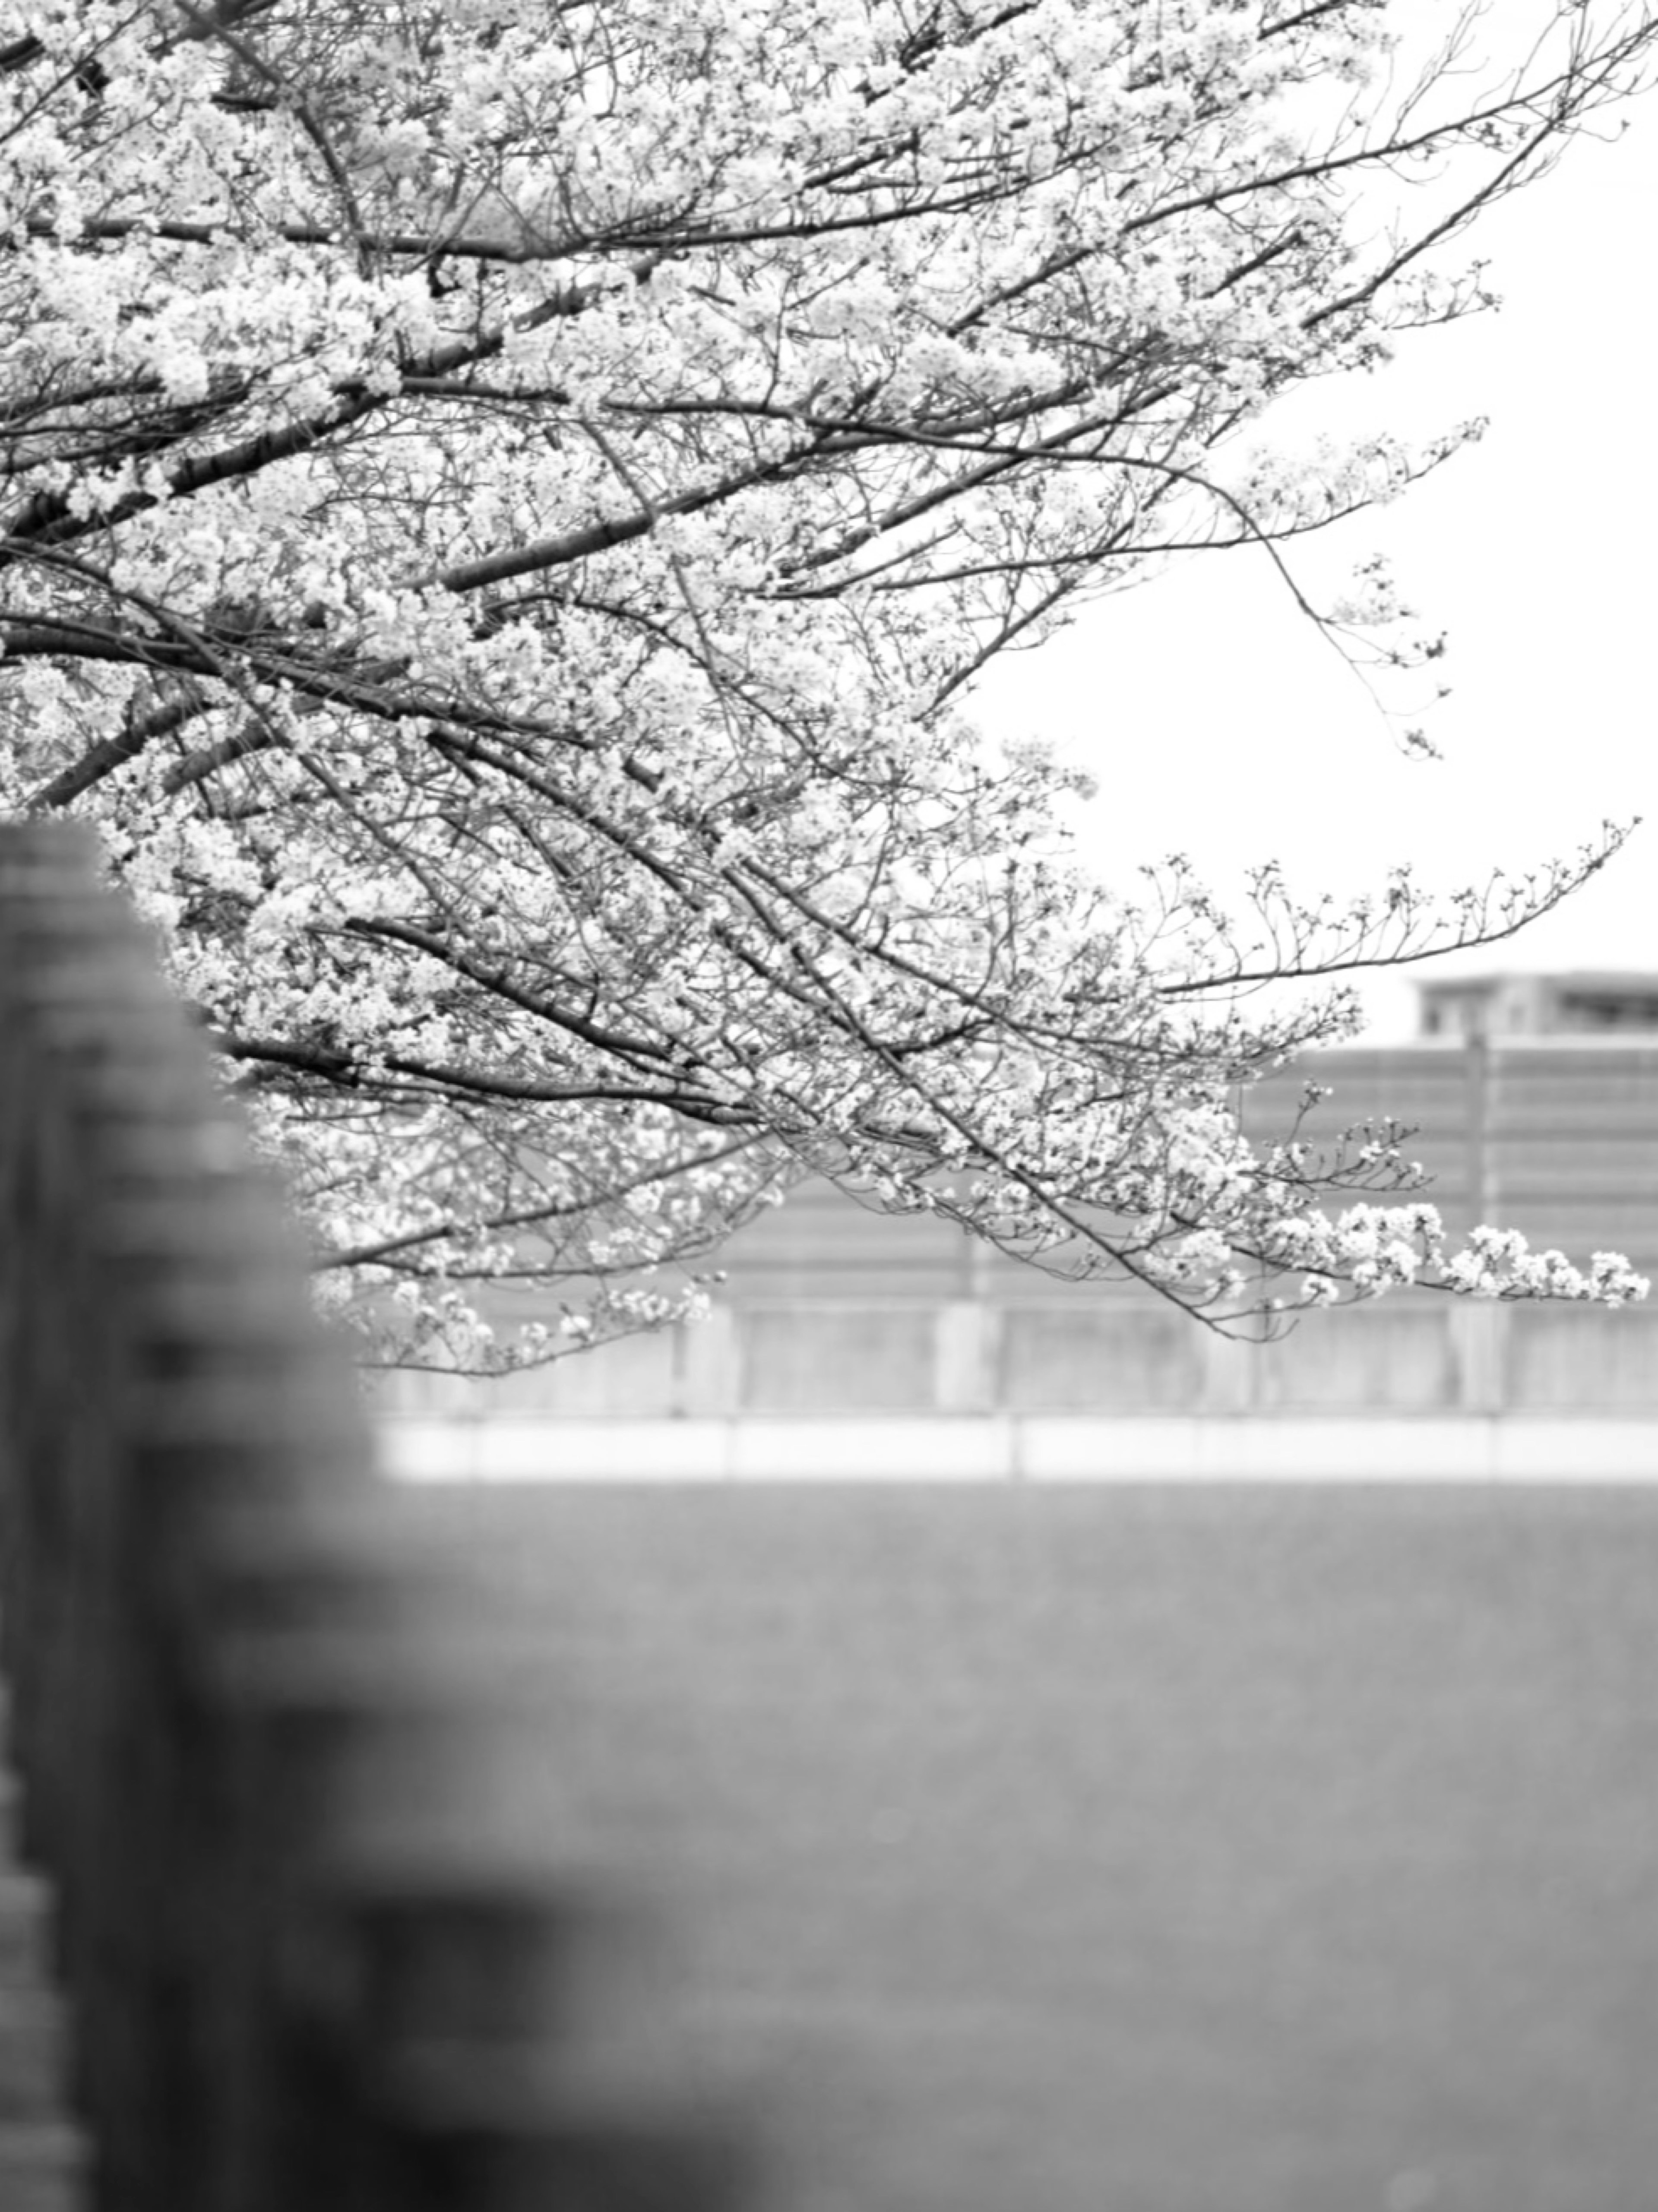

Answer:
[1,0,1651,1371]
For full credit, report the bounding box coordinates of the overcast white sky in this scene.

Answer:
[968,17,1655,1043]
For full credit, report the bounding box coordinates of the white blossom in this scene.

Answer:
[0,0,1649,1367]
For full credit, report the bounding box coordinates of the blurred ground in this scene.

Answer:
[368,1479,1658,2212]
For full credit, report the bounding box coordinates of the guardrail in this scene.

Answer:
[376,1291,1658,1427]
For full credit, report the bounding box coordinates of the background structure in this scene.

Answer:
[378,983,1658,1480]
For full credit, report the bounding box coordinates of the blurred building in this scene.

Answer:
[1418,970,1658,1039]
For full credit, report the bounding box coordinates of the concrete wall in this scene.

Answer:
[373,1039,1658,1434]
[374,1295,1658,1425]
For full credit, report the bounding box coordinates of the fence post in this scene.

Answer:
[1465,1032,1492,1233]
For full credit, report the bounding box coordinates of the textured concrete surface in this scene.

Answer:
[323,1478,1658,2212]
[3,1477,1655,2212]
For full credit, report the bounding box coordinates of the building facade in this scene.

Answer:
[1417,970,1658,1039]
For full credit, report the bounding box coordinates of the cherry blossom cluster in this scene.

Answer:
[1264,1204,1649,1313]
[1,1,1652,1369]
